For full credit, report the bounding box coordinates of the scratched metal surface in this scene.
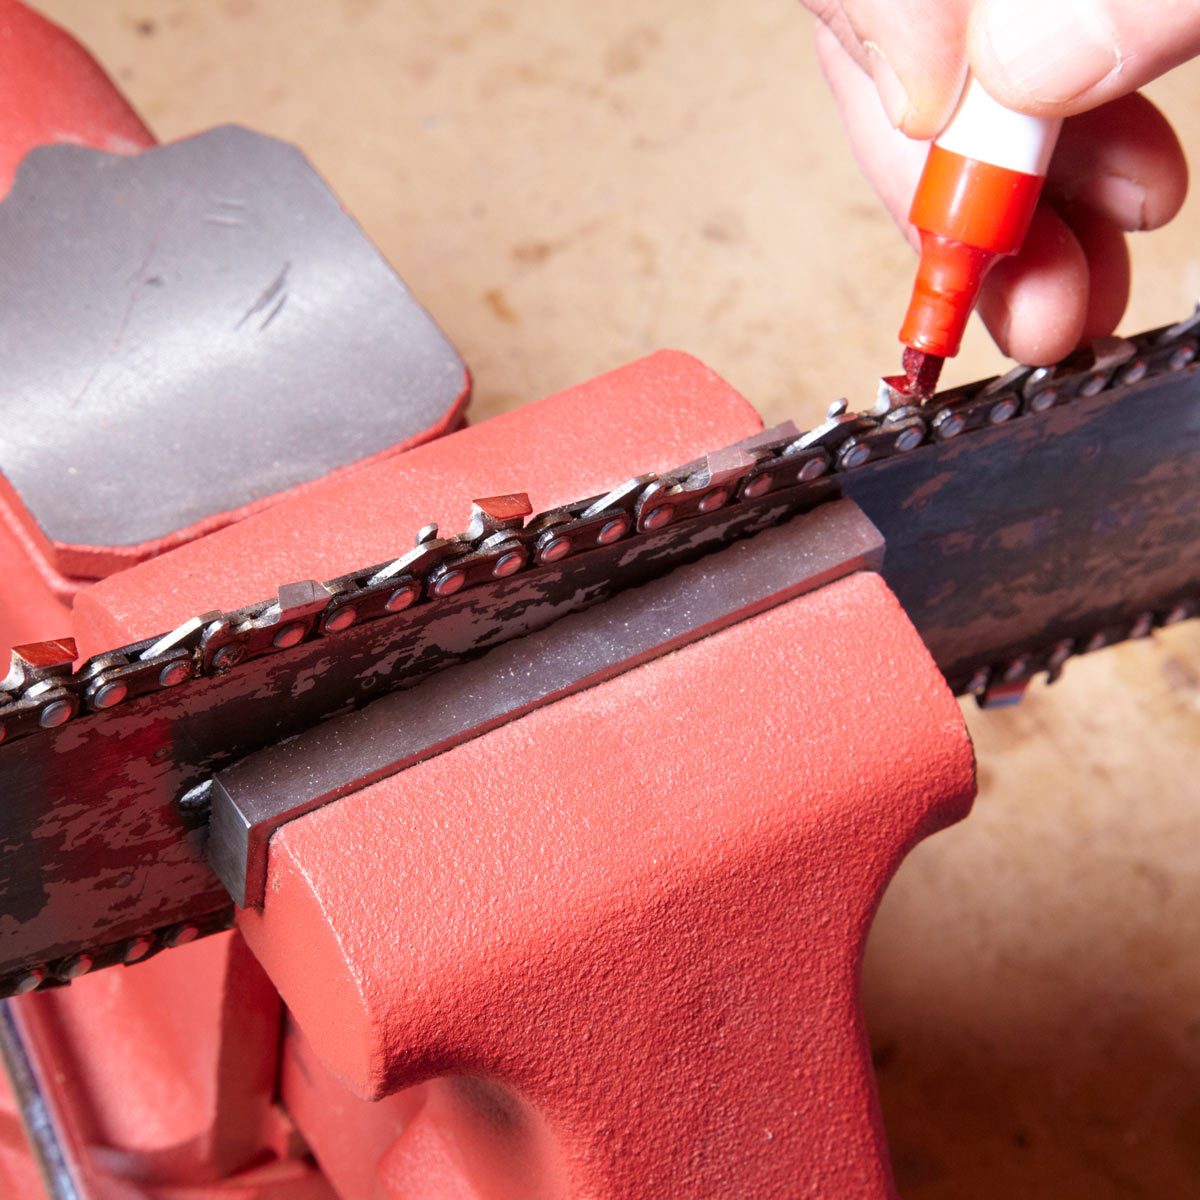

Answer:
[851,370,1200,685]
[0,126,466,548]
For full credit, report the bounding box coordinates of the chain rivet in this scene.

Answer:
[163,923,199,948]
[11,968,44,994]
[385,585,419,612]
[1129,613,1155,639]
[643,504,675,530]
[742,475,772,499]
[988,398,1018,424]
[158,660,192,688]
[1048,639,1074,668]
[596,518,629,545]
[797,456,828,482]
[838,442,871,470]
[932,410,965,438]
[211,643,246,671]
[272,624,306,650]
[1028,388,1058,414]
[539,535,571,564]
[697,489,729,514]
[59,953,94,980]
[493,550,526,578]
[1003,656,1029,683]
[38,699,73,729]
[91,680,128,710]
[322,606,357,634]
[1169,344,1196,371]
[432,570,466,597]
[122,935,155,964]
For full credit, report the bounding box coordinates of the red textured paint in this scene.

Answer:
[2,349,767,1193]
[0,2,154,195]
[238,570,975,1198]
[73,350,764,655]
[280,1020,426,1200]
[0,10,974,1195]
[2,934,332,1197]
[10,348,975,1194]
[0,504,71,652]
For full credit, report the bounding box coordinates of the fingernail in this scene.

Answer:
[863,41,912,130]
[981,0,1121,105]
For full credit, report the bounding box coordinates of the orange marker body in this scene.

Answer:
[899,80,1062,361]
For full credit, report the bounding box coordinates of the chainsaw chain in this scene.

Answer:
[0,909,236,997]
[2,308,1198,745]
[1,309,1199,998]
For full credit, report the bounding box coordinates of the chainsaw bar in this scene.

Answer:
[0,309,1198,996]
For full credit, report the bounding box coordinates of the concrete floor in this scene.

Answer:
[38,2,1200,1195]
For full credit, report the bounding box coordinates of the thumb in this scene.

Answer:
[970,0,1200,116]
[836,0,971,139]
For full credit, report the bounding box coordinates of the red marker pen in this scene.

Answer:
[894,78,1063,399]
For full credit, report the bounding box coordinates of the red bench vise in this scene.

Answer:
[0,5,977,1196]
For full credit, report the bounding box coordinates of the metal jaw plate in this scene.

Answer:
[209,499,885,908]
[0,125,466,556]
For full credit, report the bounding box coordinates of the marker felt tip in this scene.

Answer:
[900,78,1063,363]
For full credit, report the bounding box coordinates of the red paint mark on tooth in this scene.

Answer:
[901,346,944,398]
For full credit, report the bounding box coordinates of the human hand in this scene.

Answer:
[806,1,1196,364]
